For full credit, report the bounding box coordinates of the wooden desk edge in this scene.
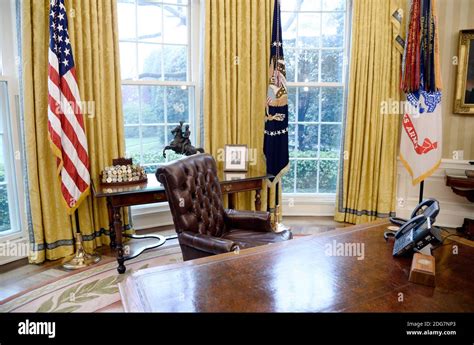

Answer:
[124,219,391,281]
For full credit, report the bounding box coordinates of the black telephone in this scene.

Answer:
[387,199,442,256]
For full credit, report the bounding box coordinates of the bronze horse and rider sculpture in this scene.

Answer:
[162,121,204,158]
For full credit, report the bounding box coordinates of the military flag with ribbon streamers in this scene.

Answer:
[400,0,442,185]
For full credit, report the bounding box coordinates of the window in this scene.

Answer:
[0,81,19,234]
[281,0,348,194]
[117,0,199,173]
[0,0,25,239]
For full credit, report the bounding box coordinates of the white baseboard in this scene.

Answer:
[281,194,336,216]
[130,203,173,230]
[130,195,338,228]
[396,159,474,228]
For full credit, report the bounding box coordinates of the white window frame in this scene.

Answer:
[282,0,352,215]
[0,78,25,240]
[118,0,202,228]
[0,0,28,261]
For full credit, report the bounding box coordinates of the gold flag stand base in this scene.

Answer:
[63,233,101,270]
[63,210,101,270]
[272,205,291,233]
[274,221,291,233]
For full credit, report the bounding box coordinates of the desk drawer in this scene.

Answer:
[221,179,262,194]
[108,191,167,207]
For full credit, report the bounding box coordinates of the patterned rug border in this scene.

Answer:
[0,244,180,312]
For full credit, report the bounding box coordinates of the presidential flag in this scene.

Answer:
[48,0,91,213]
[400,0,442,185]
[264,0,289,182]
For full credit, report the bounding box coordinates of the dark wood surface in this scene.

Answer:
[446,171,474,239]
[119,220,474,312]
[446,173,474,202]
[92,169,273,273]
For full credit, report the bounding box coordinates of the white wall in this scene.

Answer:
[131,203,173,230]
[396,159,474,228]
[280,158,474,228]
[282,194,336,216]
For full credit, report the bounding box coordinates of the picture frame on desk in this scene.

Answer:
[224,145,248,172]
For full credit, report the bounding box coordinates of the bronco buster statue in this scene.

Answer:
[162,121,204,158]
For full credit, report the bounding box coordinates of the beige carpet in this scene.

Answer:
[0,245,182,313]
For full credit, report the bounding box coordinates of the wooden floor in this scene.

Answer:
[0,216,348,302]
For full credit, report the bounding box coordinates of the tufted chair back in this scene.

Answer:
[156,154,227,237]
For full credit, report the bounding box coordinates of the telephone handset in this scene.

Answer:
[394,214,430,239]
[390,199,440,227]
[388,199,442,256]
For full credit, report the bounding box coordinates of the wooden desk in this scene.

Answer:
[92,169,272,273]
[119,220,474,312]
[446,172,474,202]
[446,170,474,239]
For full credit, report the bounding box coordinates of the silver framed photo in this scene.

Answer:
[224,145,248,172]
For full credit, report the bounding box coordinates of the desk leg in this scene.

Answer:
[255,189,262,211]
[113,207,126,274]
[107,200,116,249]
[228,193,235,209]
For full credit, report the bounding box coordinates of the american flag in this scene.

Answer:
[48,0,90,213]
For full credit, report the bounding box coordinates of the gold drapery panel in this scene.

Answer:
[203,0,284,214]
[22,0,127,263]
[334,0,407,224]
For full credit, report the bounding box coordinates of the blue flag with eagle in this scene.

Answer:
[264,0,289,183]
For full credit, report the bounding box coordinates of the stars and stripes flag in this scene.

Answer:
[48,0,90,213]
[263,0,289,183]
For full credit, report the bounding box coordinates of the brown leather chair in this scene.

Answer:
[156,154,292,261]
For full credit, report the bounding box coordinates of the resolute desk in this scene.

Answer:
[119,220,474,312]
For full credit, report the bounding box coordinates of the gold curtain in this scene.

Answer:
[204,0,282,213]
[334,0,406,224]
[22,0,126,263]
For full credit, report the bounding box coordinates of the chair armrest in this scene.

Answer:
[224,209,273,232]
[179,231,239,255]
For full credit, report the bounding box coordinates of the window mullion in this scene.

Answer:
[134,0,139,80]
[163,87,168,162]
[161,4,165,82]
[294,11,299,83]
[138,85,144,164]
